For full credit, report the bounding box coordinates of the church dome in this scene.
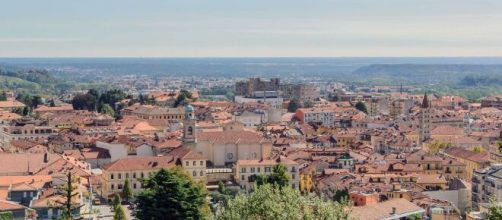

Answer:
[184,104,194,112]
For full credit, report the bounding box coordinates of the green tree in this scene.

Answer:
[0,211,14,220]
[428,141,451,153]
[0,91,6,101]
[100,103,115,117]
[487,196,502,220]
[49,99,56,107]
[355,101,368,114]
[267,164,291,188]
[60,172,80,220]
[216,184,351,220]
[135,168,208,220]
[114,205,127,220]
[31,95,42,109]
[71,93,97,111]
[287,99,300,113]
[333,188,349,203]
[122,179,133,203]
[22,106,30,116]
[473,146,485,153]
[112,194,122,211]
[498,141,502,154]
[174,90,192,107]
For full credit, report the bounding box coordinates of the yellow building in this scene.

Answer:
[444,147,491,180]
[101,151,206,198]
[235,156,299,190]
[299,165,316,193]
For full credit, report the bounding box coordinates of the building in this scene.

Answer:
[235,78,281,97]
[350,198,426,220]
[100,156,176,197]
[444,147,491,181]
[234,157,299,190]
[0,122,57,149]
[234,91,283,109]
[121,104,185,120]
[349,191,379,206]
[33,104,74,116]
[295,107,335,126]
[281,83,320,102]
[194,122,272,167]
[419,93,432,146]
[481,95,502,109]
[472,164,502,209]
[168,147,207,182]
[0,100,25,111]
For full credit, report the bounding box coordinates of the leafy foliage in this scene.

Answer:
[472,146,485,153]
[487,196,502,220]
[287,99,300,113]
[72,93,97,111]
[100,104,115,117]
[122,179,133,203]
[112,194,122,211]
[0,211,13,220]
[355,101,368,114]
[216,184,351,220]
[135,168,208,220]
[428,141,451,153]
[114,205,127,220]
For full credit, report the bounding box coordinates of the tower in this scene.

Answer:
[183,104,197,148]
[418,93,432,146]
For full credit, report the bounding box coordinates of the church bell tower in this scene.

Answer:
[183,104,197,148]
[419,92,432,146]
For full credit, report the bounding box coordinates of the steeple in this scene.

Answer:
[183,104,197,148]
[421,92,430,108]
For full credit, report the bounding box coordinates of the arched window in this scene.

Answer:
[192,171,197,177]
[200,171,204,176]
[187,126,193,136]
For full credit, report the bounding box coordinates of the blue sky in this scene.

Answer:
[1,0,502,57]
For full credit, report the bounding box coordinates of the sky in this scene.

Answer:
[1,0,502,57]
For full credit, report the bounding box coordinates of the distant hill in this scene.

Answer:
[0,65,58,94]
[352,64,502,85]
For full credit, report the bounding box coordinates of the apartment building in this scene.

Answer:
[295,107,335,126]
[234,157,299,190]
[472,164,502,210]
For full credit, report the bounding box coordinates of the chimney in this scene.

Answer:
[391,207,396,215]
[43,152,49,163]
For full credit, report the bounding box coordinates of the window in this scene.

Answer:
[110,174,114,179]
[241,168,246,173]
[23,192,27,198]
[187,126,193,135]
[241,175,245,181]
[200,161,203,166]
[251,167,256,173]
[133,173,136,178]
[193,171,197,177]
[257,167,261,173]
[133,183,137,189]
[126,173,129,179]
[227,153,234,160]
[118,173,122,179]
[200,171,204,176]
[118,184,123,189]
[265,167,271,173]
[111,184,114,190]
[292,174,295,179]
[186,161,189,166]
[141,172,144,178]
[193,161,196,166]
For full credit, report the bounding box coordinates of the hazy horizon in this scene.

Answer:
[2,0,502,57]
